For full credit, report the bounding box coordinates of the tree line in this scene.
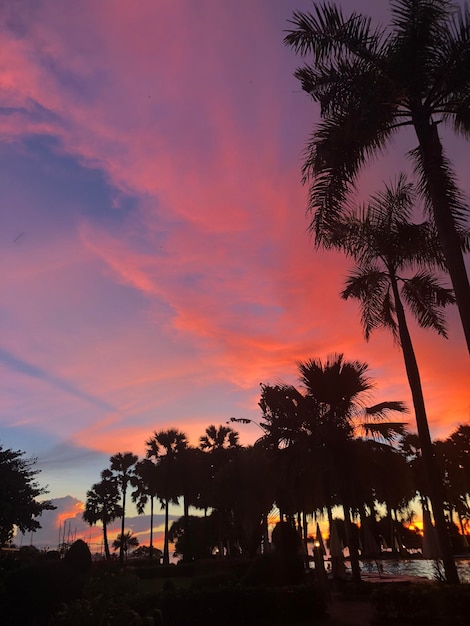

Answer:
[81,354,470,584]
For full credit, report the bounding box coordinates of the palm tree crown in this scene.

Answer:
[199,424,240,451]
[337,175,455,339]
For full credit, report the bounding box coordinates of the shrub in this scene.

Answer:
[371,583,470,625]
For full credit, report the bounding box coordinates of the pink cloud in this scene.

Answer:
[1,0,468,508]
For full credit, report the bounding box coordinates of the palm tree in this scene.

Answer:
[284,0,470,351]
[132,458,160,557]
[297,353,407,582]
[258,357,406,581]
[109,452,138,564]
[146,429,188,565]
[335,176,458,582]
[435,425,470,542]
[83,472,122,561]
[112,531,139,560]
[199,424,240,451]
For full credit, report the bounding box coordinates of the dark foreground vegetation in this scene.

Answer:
[0,544,327,626]
[2,544,470,625]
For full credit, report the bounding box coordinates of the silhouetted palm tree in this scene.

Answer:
[112,531,139,560]
[132,458,160,557]
[146,429,188,565]
[285,0,470,352]
[109,452,138,564]
[336,176,458,582]
[83,471,122,561]
[297,354,407,582]
[199,424,240,451]
[435,425,470,542]
[258,357,406,581]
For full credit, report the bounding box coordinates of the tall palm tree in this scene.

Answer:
[146,429,188,565]
[109,452,138,565]
[83,471,122,561]
[132,458,160,557]
[298,353,407,582]
[285,0,470,351]
[258,357,406,581]
[336,176,458,582]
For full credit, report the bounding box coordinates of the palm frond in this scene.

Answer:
[429,5,470,129]
[409,142,469,229]
[360,420,408,442]
[401,271,455,336]
[365,401,408,416]
[341,266,394,339]
[306,115,397,242]
[284,3,380,62]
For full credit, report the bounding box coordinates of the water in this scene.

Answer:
[357,558,470,583]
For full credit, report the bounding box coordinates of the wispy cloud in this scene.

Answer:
[1,0,468,508]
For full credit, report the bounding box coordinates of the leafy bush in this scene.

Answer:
[50,581,326,626]
[152,584,326,626]
[371,583,470,625]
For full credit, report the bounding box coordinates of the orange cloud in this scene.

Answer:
[56,501,85,528]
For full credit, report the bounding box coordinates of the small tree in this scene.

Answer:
[0,444,55,547]
[112,531,139,560]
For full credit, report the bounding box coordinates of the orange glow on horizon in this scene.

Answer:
[56,501,85,527]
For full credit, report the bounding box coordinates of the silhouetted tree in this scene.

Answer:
[132,458,160,557]
[335,176,458,582]
[298,354,407,581]
[0,444,55,547]
[112,531,139,560]
[146,429,188,565]
[109,452,138,564]
[199,424,240,450]
[285,0,470,353]
[83,471,122,561]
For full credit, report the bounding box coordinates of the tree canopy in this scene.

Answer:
[0,444,55,547]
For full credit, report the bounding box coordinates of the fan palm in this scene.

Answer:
[132,458,160,557]
[112,531,139,560]
[337,176,458,581]
[146,429,188,565]
[285,0,470,351]
[199,424,240,451]
[109,452,138,564]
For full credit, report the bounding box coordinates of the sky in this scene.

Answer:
[1,0,469,550]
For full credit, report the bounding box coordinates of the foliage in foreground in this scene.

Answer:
[49,563,326,626]
[371,583,470,625]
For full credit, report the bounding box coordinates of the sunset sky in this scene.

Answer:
[1,0,469,549]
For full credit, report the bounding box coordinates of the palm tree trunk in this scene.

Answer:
[150,496,154,557]
[103,521,111,561]
[120,485,126,565]
[302,510,308,560]
[342,501,361,583]
[183,495,191,562]
[413,116,470,353]
[163,498,170,565]
[391,276,459,583]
